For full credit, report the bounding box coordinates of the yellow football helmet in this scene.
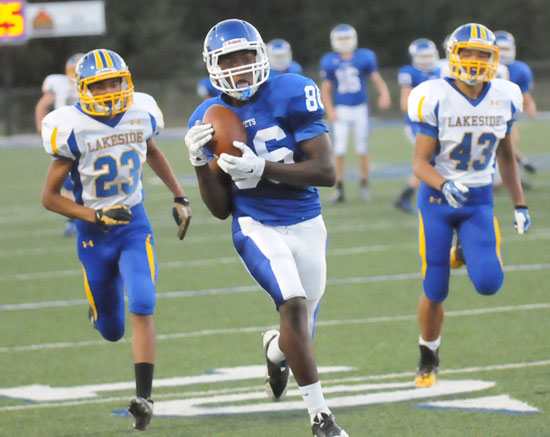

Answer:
[447,23,499,85]
[75,49,134,117]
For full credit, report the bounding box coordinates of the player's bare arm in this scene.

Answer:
[35,92,55,133]
[320,80,337,121]
[400,86,413,112]
[42,159,96,222]
[496,135,526,206]
[412,133,446,189]
[194,160,232,220]
[262,133,336,187]
[370,72,391,110]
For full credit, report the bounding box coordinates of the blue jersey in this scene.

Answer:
[319,49,378,106]
[269,61,303,78]
[189,73,328,226]
[398,64,440,130]
[197,77,222,99]
[507,60,533,94]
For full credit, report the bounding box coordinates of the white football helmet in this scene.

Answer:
[203,19,270,101]
[330,24,357,53]
[494,31,516,65]
[409,38,439,72]
[267,39,292,72]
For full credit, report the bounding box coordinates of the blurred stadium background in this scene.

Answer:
[1,0,550,135]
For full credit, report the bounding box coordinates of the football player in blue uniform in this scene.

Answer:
[394,39,440,214]
[320,24,391,203]
[408,24,531,388]
[185,19,348,437]
[35,53,84,237]
[197,76,222,100]
[266,39,303,77]
[495,30,538,179]
[41,49,191,431]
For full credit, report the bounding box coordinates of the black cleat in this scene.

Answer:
[523,162,537,174]
[414,345,439,388]
[262,329,289,401]
[312,412,349,437]
[450,240,465,269]
[128,397,153,431]
[329,189,345,204]
[394,196,415,214]
[88,306,97,330]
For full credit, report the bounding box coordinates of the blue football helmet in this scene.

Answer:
[494,31,516,65]
[267,39,292,72]
[408,38,439,72]
[75,49,134,116]
[330,24,357,53]
[203,19,270,101]
[65,53,84,79]
[447,23,499,84]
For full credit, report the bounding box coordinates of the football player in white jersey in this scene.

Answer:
[41,49,191,431]
[185,19,347,437]
[408,24,531,388]
[35,53,84,236]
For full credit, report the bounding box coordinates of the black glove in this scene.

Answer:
[172,197,192,240]
[95,205,133,225]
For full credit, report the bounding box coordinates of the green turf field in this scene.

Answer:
[0,120,549,436]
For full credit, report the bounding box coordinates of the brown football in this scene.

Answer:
[202,104,246,157]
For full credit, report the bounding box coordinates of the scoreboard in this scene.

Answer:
[0,1,105,45]
[0,1,26,44]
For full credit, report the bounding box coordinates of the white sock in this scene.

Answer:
[267,334,286,364]
[298,381,331,423]
[419,334,441,352]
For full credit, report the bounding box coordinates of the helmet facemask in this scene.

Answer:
[205,43,269,101]
[78,70,134,117]
[448,41,499,85]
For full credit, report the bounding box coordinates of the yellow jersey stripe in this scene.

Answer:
[82,265,97,321]
[418,210,427,279]
[50,127,59,155]
[417,96,426,122]
[93,50,103,69]
[494,216,503,268]
[102,49,114,67]
[146,234,156,283]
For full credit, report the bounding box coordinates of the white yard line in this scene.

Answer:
[1,301,549,354]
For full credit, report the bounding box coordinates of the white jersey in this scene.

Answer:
[41,92,164,209]
[408,78,522,186]
[41,74,79,109]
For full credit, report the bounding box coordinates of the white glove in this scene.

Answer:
[514,206,531,235]
[217,141,266,181]
[441,180,469,208]
[184,122,213,167]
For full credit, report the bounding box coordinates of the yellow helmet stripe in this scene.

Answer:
[471,25,478,38]
[50,127,59,155]
[93,50,103,69]
[480,25,487,39]
[101,49,114,67]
